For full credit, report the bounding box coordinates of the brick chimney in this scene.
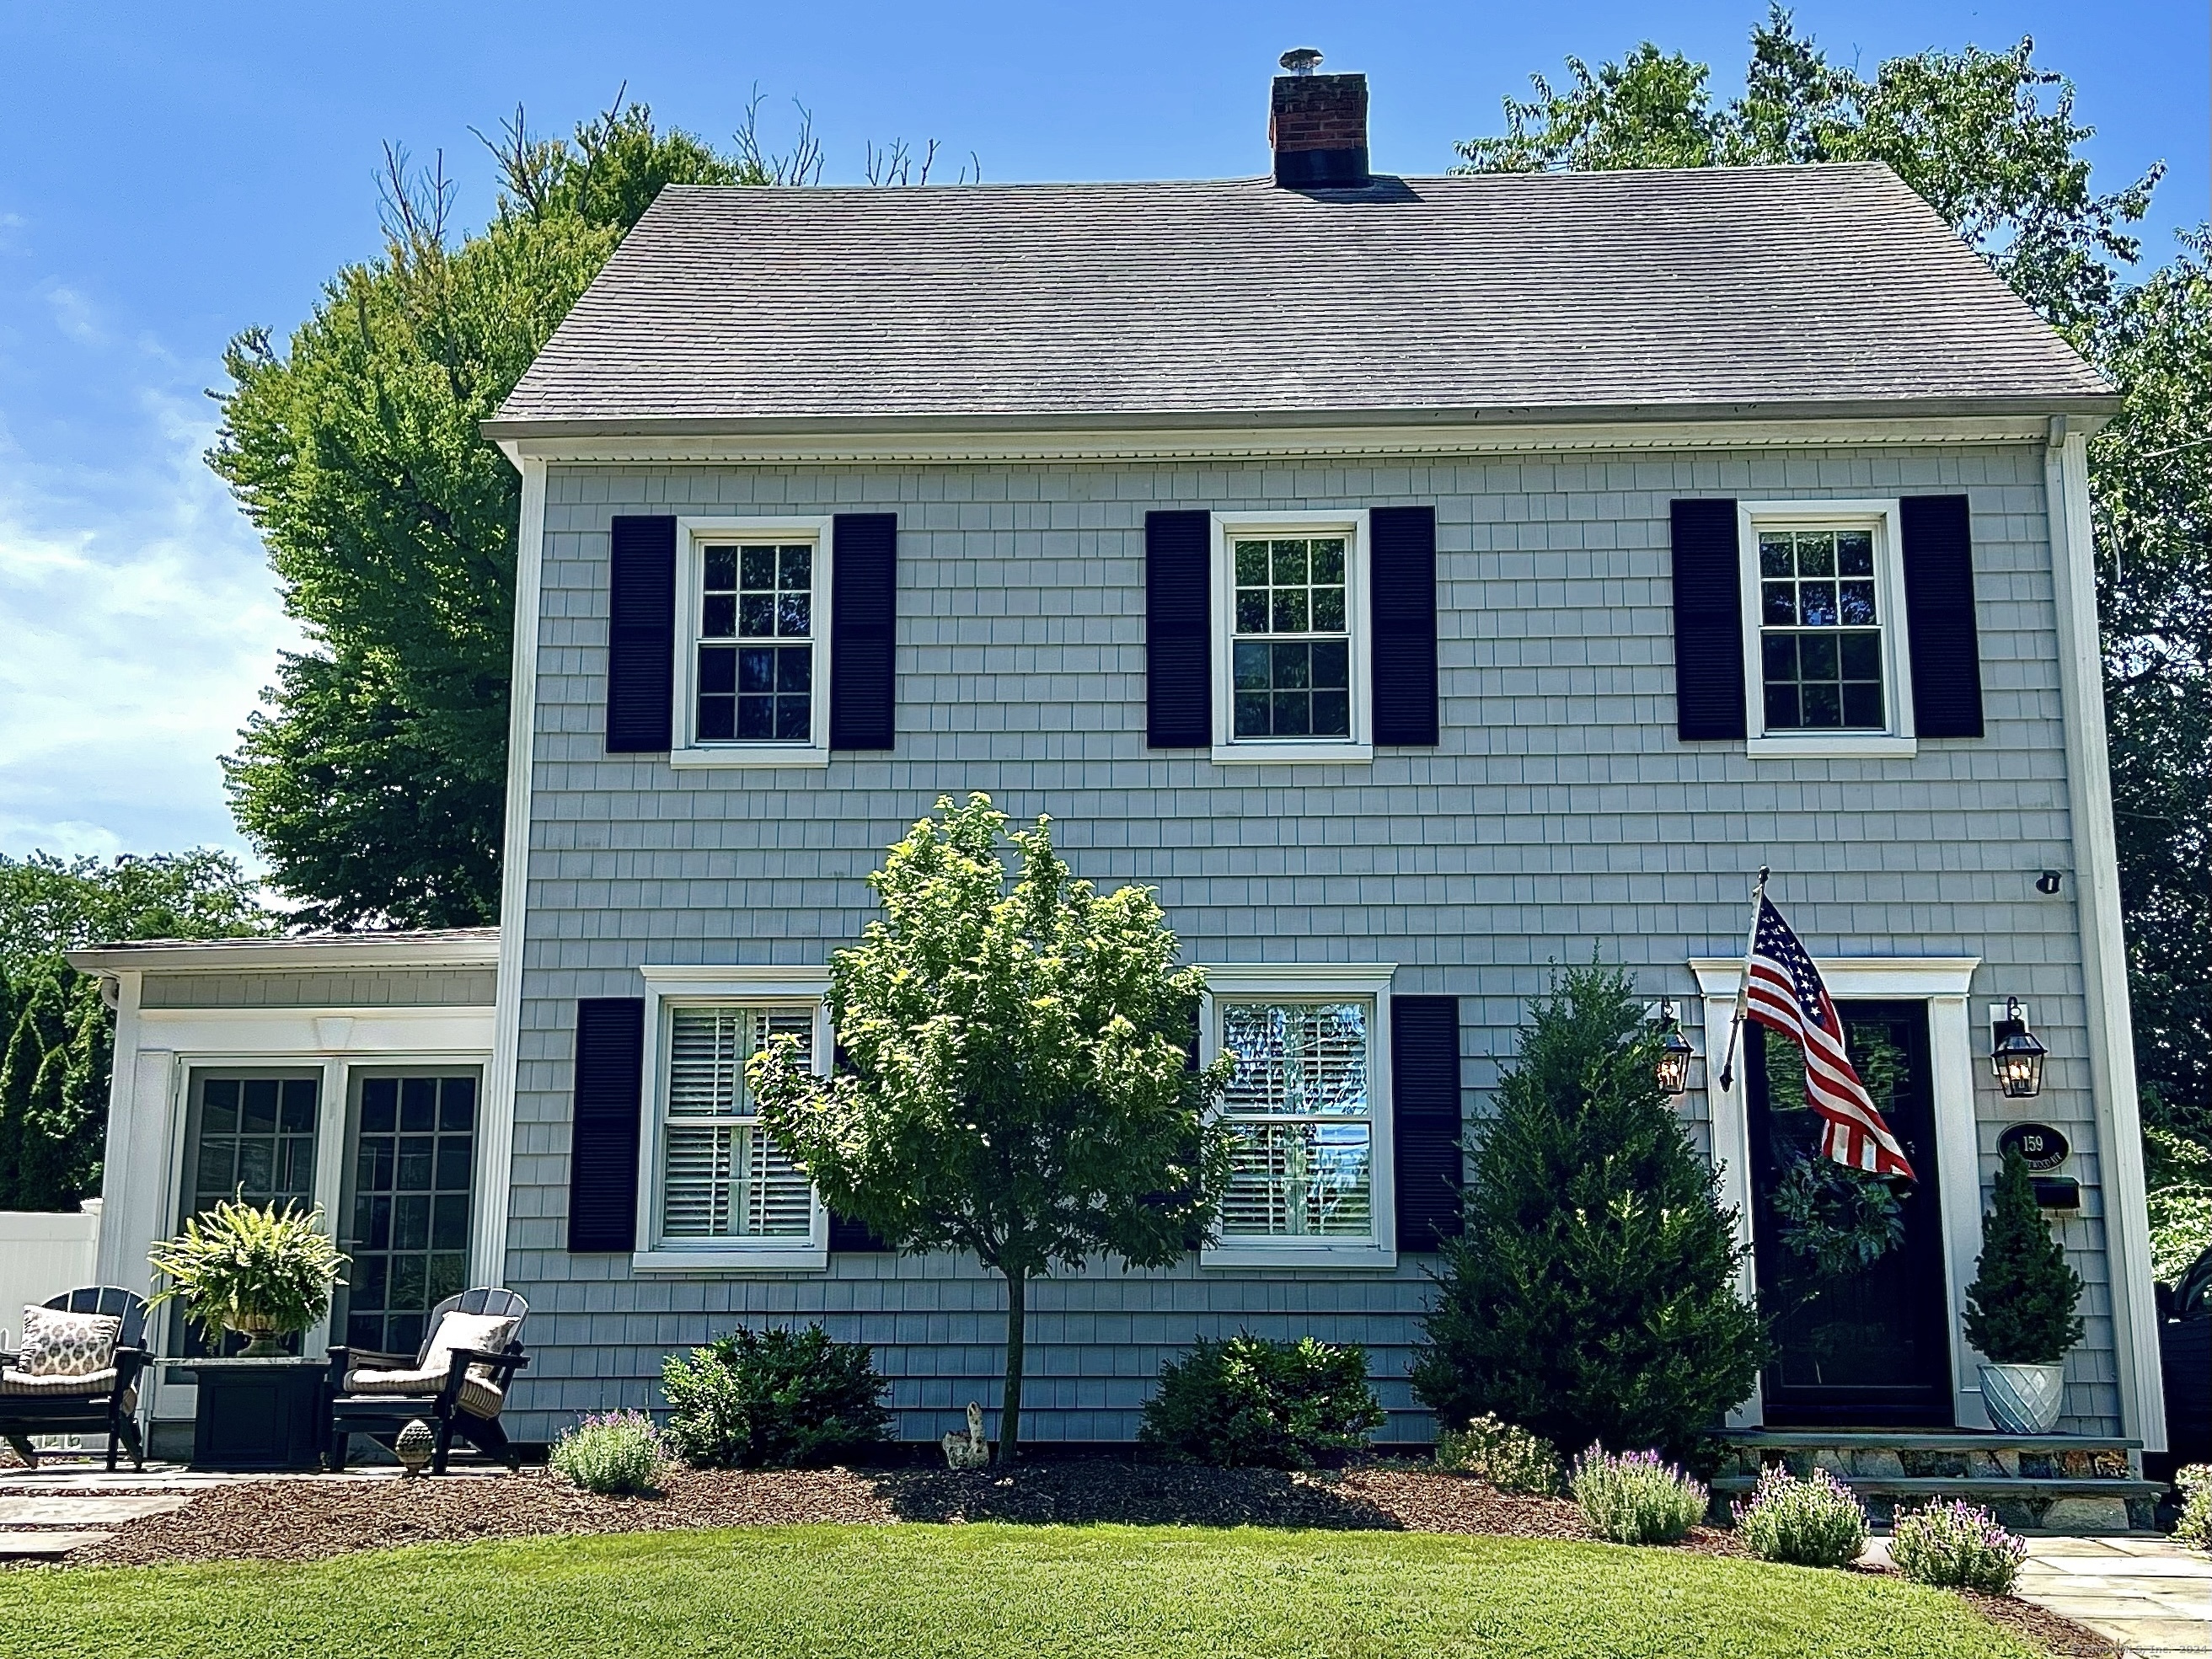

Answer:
[1269,53,1370,189]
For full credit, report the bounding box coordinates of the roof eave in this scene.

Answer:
[67,930,502,976]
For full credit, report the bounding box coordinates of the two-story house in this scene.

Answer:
[78,63,2165,1467]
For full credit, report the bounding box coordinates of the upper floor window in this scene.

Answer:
[1211,513,1373,764]
[672,517,834,768]
[1738,501,1916,759]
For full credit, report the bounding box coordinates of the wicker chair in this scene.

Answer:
[0,1287,150,1472]
[326,1287,529,1474]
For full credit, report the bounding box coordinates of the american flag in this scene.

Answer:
[1743,896,1917,1181]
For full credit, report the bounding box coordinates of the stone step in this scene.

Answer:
[1717,1431,2140,1453]
[0,1529,112,1558]
[1710,1474,2166,1536]
[0,1495,190,1524]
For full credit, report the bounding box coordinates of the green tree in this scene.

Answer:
[1410,965,1765,1464]
[1963,1148,2086,1364]
[211,102,756,927]
[0,850,274,1209]
[748,795,1233,1463]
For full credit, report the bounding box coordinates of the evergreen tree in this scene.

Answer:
[1410,965,1765,1464]
[1963,1148,2086,1364]
[0,969,77,1211]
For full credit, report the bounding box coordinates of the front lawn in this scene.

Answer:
[13,1523,2042,1658]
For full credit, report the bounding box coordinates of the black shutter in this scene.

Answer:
[830,513,898,749]
[1370,506,1439,745]
[1899,495,1984,739]
[568,998,645,1253]
[1392,995,1463,1251]
[1670,499,1747,741]
[828,1212,892,1252]
[607,516,677,753]
[1146,511,1211,747]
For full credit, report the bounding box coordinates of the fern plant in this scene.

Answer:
[147,1196,346,1355]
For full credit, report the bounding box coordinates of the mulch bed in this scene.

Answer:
[36,1461,2118,1655]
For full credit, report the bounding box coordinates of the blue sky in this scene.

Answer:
[2,1,2204,868]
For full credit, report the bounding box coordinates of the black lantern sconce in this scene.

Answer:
[1653,998,1695,1096]
[1990,998,2048,1100]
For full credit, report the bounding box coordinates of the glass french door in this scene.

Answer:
[1747,1001,1952,1426]
[171,1071,322,1358]
[333,1072,479,1361]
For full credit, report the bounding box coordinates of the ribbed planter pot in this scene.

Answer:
[1980,1361,2066,1433]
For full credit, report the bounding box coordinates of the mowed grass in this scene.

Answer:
[10,1523,2041,1659]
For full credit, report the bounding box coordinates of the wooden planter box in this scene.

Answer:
[190,1357,328,1472]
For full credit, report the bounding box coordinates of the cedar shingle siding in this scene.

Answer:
[502,442,2115,1446]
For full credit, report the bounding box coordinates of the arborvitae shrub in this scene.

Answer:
[1409,965,1766,1464]
[1963,1148,2085,1364]
[660,1325,892,1469]
[1138,1334,1385,1469]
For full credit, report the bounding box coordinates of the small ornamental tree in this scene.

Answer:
[1410,964,1766,1464]
[1963,1148,2086,1364]
[750,795,1233,1463]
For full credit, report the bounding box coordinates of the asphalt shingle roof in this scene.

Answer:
[488,164,2112,434]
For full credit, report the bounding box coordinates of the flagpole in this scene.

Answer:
[1716,865,1770,1092]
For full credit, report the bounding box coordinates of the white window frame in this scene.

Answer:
[634,965,833,1271]
[1210,511,1374,765]
[1738,499,1918,760]
[1197,963,1397,1270]
[670,516,836,769]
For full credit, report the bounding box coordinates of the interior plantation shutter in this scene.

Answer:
[1390,995,1463,1250]
[829,513,898,749]
[1368,506,1440,745]
[661,1009,815,1240]
[606,516,678,753]
[1899,495,1985,739]
[569,998,646,1252]
[1669,499,1748,741]
[1146,510,1212,747]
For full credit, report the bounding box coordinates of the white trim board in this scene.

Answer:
[1690,955,1986,1432]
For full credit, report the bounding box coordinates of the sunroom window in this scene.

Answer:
[1216,1000,1375,1241]
[660,1006,815,1241]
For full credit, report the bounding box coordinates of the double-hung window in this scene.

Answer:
[1211,513,1373,763]
[672,517,834,768]
[1738,500,1916,758]
[1200,966,1396,1268]
[637,968,831,1271]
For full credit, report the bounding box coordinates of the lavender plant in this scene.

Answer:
[1570,1445,1709,1544]
[549,1410,667,1496]
[1730,1465,1869,1568]
[1890,1501,2027,1594]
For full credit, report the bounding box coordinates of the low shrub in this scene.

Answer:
[660,1325,893,1469]
[2175,1464,2212,1553]
[1730,1465,1869,1568]
[1435,1413,1561,1496]
[1138,1334,1385,1469]
[1570,1445,1709,1545]
[549,1410,666,1495]
[1890,1501,2027,1595]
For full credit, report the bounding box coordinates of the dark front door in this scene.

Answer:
[1748,1000,1952,1426]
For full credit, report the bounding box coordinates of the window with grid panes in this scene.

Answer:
[1231,537,1352,740]
[343,1075,476,1357]
[1216,1001,1374,1240]
[1757,527,1886,730]
[661,1007,815,1240]
[174,1074,319,1357]
[697,543,814,743]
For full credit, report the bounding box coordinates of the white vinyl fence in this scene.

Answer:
[0,1201,102,1348]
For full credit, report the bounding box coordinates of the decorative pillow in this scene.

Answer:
[17,1306,121,1378]
[422,1311,520,1385]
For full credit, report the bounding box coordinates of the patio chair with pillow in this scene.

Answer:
[326,1287,528,1474]
[0,1287,150,1472]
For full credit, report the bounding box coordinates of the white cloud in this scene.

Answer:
[41,282,104,345]
[0,390,302,864]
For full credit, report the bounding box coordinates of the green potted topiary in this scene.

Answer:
[1963,1148,2084,1433]
[147,1195,347,1357]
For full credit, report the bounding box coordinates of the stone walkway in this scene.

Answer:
[2014,1537,2211,1658]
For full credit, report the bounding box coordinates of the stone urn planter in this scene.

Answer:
[1979,1360,2065,1434]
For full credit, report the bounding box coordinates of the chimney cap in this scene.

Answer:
[1278,47,1324,76]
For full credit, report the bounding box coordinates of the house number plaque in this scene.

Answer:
[1997,1123,2070,1172]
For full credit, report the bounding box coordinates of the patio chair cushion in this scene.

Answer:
[342,1365,505,1421]
[15,1305,120,1378]
[0,1366,137,1412]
